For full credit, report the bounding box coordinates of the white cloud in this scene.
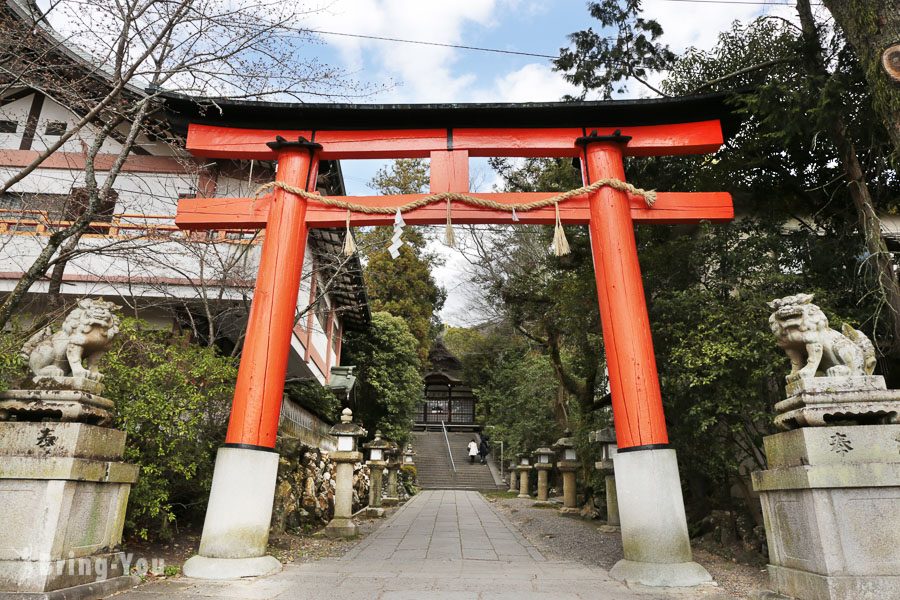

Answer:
[470,63,580,103]
[626,2,798,99]
[644,0,759,52]
[303,0,500,102]
[429,235,478,325]
[302,1,799,106]
[644,0,798,53]
[300,0,582,104]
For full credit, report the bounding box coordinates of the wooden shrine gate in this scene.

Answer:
[171,95,734,585]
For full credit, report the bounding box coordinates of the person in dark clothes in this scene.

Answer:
[478,438,490,465]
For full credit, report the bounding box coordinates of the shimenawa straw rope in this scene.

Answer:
[254,178,656,257]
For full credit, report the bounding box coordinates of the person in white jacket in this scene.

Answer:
[467,439,479,464]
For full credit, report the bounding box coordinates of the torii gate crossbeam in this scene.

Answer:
[172,96,734,587]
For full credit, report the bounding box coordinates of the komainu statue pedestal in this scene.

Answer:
[0,421,139,597]
[753,375,900,600]
[752,424,900,599]
[756,294,900,599]
[774,375,900,430]
[0,387,114,426]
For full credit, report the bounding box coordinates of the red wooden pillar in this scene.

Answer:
[324,309,335,381]
[582,134,668,450]
[224,138,321,449]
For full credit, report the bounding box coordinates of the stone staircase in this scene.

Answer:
[411,431,501,490]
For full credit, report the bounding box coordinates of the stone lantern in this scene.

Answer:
[402,443,416,466]
[507,459,518,494]
[515,453,532,498]
[591,427,619,527]
[383,441,401,506]
[533,447,555,506]
[363,430,391,517]
[553,430,578,514]
[324,408,367,538]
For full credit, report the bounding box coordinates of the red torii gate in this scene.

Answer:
[173,96,733,585]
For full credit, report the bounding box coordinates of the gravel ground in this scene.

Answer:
[485,494,769,599]
[122,511,385,583]
[268,515,382,564]
[692,547,770,600]
[487,495,624,569]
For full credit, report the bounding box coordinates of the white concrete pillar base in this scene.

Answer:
[184,446,280,579]
[611,447,711,587]
[182,555,281,580]
[610,559,713,587]
[559,507,580,516]
[323,517,358,539]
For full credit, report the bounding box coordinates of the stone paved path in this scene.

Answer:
[343,489,544,563]
[112,490,727,599]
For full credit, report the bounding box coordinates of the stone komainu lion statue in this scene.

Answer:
[21,298,120,381]
[768,293,876,380]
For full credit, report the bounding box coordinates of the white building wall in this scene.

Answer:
[0,96,34,148]
[1,94,175,156]
[291,249,343,385]
[0,168,195,216]
[309,283,333,371]
[217,175,259,199]
[0,90,347,385]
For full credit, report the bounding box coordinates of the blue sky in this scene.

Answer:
[300,0,795,194]
[305,1,593,193]
[298,0,798,324]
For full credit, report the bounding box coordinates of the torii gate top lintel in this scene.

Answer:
[169,93,736,452]
[162,90,738,141]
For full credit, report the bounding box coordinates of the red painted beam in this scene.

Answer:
[308,193,587,226]
[185,121,724,160]
[430,150,470,192]
[187,125,445,160]
[453,122,724,157]
[176,195,273,229]
[175,191,733,229]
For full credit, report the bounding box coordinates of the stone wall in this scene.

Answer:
[271,437,370,533]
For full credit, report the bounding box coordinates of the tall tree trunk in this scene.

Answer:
[797,0,900,354]
[820,0,900,162]
[47,234,81,306]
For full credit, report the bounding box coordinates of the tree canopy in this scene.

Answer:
[357,159,446,365]
[343,311,423,443]
[447,2,899,527]
[819,0,900,162]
